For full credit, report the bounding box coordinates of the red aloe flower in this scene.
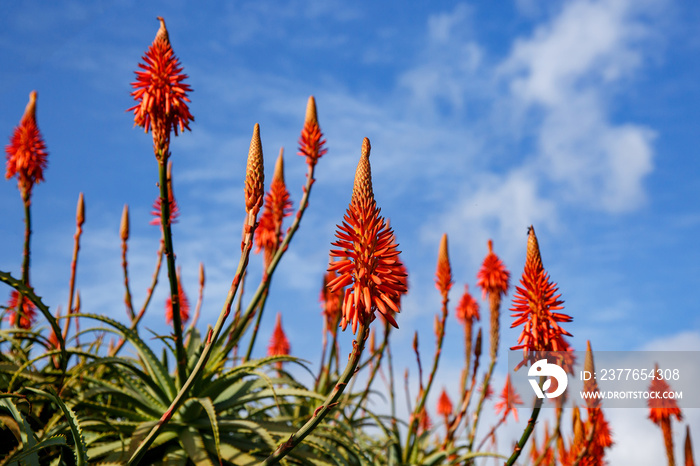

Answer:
[297,96,327,167]
[583,410,614,466]
[150,162,179,225]
[530,425,555,465]
[437,387,453,419]
[321,259,344,336]
[494,374,523,422]
[6,290,36,329]
[150,194,179,225]
[267,312,291,368]
[255,149,293,263]
[456,284,480,324]
[435,233,453,300]
[327,138,407,334]
[563,406,613,466]
[685,426,695,466]
[571,342,613,465]
[477,239,510,359]
[648,364,683,425]
[129,17,193,157]
[510,226,572,358]
[648,362,683,466]
[165,271,190,325]
[476,239,510,300]
[5,91,48,200]
[416,405,432,435]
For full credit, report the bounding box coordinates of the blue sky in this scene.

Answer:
[1,0,699,462]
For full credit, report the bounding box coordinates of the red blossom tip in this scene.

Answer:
[476,239,510,299]
[456,284,480,324]
[6,290,37,329]
[6,90,48,199]
[435,233,453,297]
[437,387,453,417]
[494,374,523,422]
[648,363,683,425]
[165,270,190,326]
[297,96,327,167]
[268,313,291,368]
[255,147,292,261]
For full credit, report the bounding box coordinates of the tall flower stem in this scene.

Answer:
[222,162,317,352]
[110,242,163,358]
[467,358,496,450]
[120,204,135,320]
[386,329,402,460]
[63,193,84,342]
[129,125,263,464]
[505,398,543,465]
[16,195,32,328]
[349,322,391,420]
[157,157,186,385]
[261,321,370,465]
[127,209,258,466]
[404,302,448,462]
[243,286,270,361]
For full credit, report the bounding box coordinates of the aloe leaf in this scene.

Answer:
[0,397,39,466]
[25,387,88,466]
[178,426,215,466]
[0,271,67,368]
[74,313,177,400]
[191,397,221,465]
[3,435,67,465]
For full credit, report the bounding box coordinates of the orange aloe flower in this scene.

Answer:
[477,239,510,359]
[437,387,453,419]
[649,363,683,466]
[530,425,555,465]
[165,271,190,326]
[5,91,48,200]
[255,149,293,264]
[150,162,179,225]
[648,363,683,425]
[6,290,36,329]
[150,194,180,225]
[569,342,613,465]
[297,96,327,167]
[416,405,432,435]
[476,239,510,300]
[456,284,480,324]
[267,312,291,368]
[510,226,572,358]
[129,17,193,157]
[435,233,453,300]
[321,259,344,336]
[494,374,523,422]
[327,138,407,334]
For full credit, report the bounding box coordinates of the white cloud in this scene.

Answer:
[641,331,700,351]
[499,0,659,212]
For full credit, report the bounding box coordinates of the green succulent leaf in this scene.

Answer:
[25,387,89,466]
